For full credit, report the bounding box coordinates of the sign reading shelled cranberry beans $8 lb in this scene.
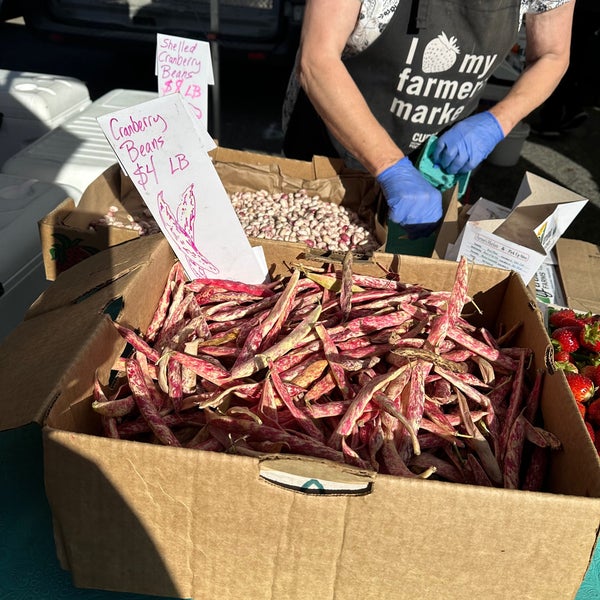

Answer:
[94,255,562,491]
[548,307,600,455]
[155,34,214,131]
[96,94,268,284]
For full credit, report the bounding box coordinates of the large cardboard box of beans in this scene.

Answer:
[1,234,599,599]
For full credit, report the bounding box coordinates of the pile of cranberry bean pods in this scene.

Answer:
[93,256,561,490]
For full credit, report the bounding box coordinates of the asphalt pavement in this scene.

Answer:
[1,16,599,245]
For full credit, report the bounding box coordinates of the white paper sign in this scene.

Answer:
[97,94,267,284]
[155,34,214,129]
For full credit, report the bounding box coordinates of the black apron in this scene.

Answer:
[283,0,520,165]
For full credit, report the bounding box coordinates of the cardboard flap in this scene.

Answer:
[495,172,587,253]
[312,154,346,178]
[63,164,124,229]
[0,235,174,431]
[555,238,600,314]
[432,186,461,259]
[492,205,547,254]
[63,163,149,237]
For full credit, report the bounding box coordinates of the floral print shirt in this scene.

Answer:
[346,0,571,55]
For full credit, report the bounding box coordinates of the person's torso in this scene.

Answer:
[340,0,521,156]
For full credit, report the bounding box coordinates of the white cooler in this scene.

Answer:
[0,175,74,342]
[0,70,92,169]
[1,88,158,203]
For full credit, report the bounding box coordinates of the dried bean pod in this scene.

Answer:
[126,358,181,447]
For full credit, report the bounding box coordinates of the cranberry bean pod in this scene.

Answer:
[145,261,179,343]
[92,395,135,418]
[456,388,503,486]
[329,365,409,447]
[163,350,231,386]
[503,411,527,489]
[126,358,181,447]
[233,304,322,378]
[268,360,326,443]
[111,319,161,363]
[371,392,420,455]
[233,270,301,371]
[445,326,518,371]
[521,446,550,492]
[207,415,352,465]
[93,374,120,438]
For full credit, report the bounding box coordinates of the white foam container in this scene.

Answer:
[0,70,92,169]
[1,88,158,203]
[0,174,77,342]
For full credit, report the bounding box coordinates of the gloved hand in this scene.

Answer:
[376,157,443,239]
[432,111,505,175]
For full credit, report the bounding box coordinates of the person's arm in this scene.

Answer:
[296,0,403,176]
[491,1,575,135]
[432,1,575,174]
[296,0,443,237]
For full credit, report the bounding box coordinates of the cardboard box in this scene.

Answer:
[534,239,600,321]
[443,173,588,285]
[39,149,385,281]
[1,235,599,599]
[554,238,600,315]
[38,163,147,280]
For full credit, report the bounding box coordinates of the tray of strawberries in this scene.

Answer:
[548,307,600,455]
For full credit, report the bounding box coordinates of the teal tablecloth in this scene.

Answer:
[0,424,178,600]
[1,424,599,599]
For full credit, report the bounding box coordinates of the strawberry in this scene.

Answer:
[585,420,595,442]
[581,312,600,325]
[548,308,581,329]
[565,372,595,403]
[553,349,571,362]
[581,364,600,389]
[579,320,600,353]
[587,399,600,427]
[551,325,582,353]
[577,402,587,419]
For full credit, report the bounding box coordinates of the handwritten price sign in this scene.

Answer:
[155,34,214,129]
[97,94,267,284]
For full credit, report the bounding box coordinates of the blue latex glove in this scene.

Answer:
[432,111,505,174]
[376,157,443,239]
